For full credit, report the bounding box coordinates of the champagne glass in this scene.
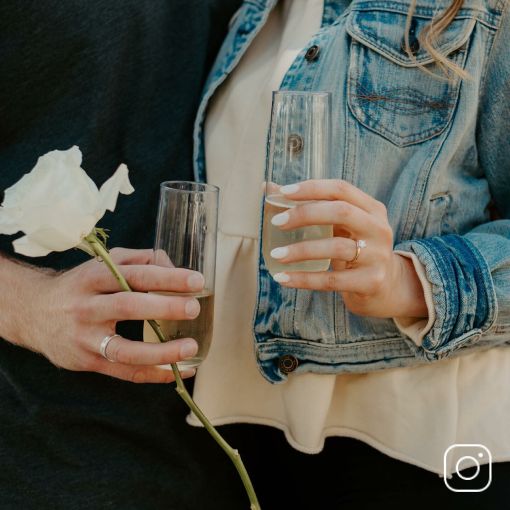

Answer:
[263,91,333,276]
[144,181,218,369]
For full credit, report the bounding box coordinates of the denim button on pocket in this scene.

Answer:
[400,37,420,55]
[400,17,420,55]
[305,45,320,62]
[278,355,299,374]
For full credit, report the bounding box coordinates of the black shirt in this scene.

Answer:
[0,2,247,509]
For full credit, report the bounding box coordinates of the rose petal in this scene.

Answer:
[2,147,133,258]
[98,164,134,215]
[24,224,92,253]
[2,146,93,209]
[0,207,22,235]
[12,235,53,257]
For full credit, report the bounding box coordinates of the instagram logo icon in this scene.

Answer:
[443,444,492,492]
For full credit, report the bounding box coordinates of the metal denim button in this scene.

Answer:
[287,134,304,155]
[278,355,299,374]
[305,45,320,62]
[400,38,420,55]
[401,17,420,55]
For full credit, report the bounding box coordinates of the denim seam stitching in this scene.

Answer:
[460,236,498,333]
[414,239,451,352]
[399,88,460,241]
[193,3,275,181]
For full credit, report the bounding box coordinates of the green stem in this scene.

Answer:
[84,233,260,510]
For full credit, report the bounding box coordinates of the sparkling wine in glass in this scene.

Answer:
[263,91,333,276]
[144,181,218,369]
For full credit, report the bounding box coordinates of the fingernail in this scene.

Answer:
[185,299,200,318]
[187,273,204,291]
[271,212,289,226]
[273,272,290,283]
[271,247,289,259]
[180,340,198,359]
[280,184,300,195]
[181,368,197,379]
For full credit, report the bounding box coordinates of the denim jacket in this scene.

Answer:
[193,0,510,383]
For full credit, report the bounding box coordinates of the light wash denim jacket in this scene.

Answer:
[193,0,510,383]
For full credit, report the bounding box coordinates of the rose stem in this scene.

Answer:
[84,232,260,510]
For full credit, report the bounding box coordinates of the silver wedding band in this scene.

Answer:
[99,334,120,362]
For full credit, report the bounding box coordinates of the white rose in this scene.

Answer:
[0,146,134,256]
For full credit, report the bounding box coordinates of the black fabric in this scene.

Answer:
[0,1,248,508]
[232,429,510,509]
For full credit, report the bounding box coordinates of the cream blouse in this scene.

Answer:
[186,0,510,476]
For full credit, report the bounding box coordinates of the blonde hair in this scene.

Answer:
[405,0,468,79]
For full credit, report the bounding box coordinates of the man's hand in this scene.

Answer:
[0,248,203,383]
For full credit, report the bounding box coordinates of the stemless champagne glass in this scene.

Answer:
[262,90,333,276]
[144,181,219,369]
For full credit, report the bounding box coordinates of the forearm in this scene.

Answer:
[0,253,54,347]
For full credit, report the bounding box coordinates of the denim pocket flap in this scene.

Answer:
[346,9,476,67]
[346,8,476,146]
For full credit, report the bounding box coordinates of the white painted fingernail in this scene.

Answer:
[280,184,300,195]
[271,247,289,259]
[185,299,200,318]
[271,212,290,226]
[273,272,290,283]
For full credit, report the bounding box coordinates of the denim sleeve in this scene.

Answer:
[394,4,510,362]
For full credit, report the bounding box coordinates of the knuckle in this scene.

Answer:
[376,200,388,215]
[82,356,100,372]
[333,179,345,195]
[87,270,106,289]
[335,201,350,218]
[380,225,394,246]
[162,296,186,319]
[108,247,124,262]
[127,268,146,290]
[368,269,386,292]
[292,244,306,260]
[293,205,306,224]
[324,273,340,291]
[130,369,147,384]
[333,237,348,256]
[113,295,135,317]
[109,247,122,255]
[67,299,93,322]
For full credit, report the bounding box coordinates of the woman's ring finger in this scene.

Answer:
[270,237,368,265]
[346,239,367,268]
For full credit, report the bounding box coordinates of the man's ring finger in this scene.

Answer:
[100,334,121,362]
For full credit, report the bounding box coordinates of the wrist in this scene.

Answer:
[389,253,428,319]
[0,255,56,348]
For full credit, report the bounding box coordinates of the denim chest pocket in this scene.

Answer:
[346,8,476,147]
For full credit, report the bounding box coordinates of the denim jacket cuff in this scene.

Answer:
[392,251,435,347]
[393,235,498,361]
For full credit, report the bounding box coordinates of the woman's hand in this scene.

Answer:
[269,179,428,319]
[1,248,202,383]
